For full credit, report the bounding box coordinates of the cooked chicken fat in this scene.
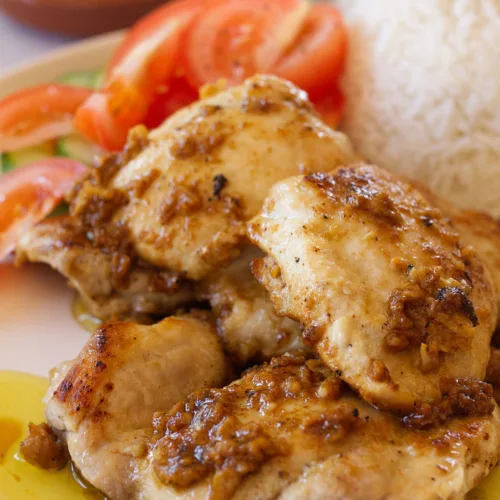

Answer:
[41,315,227,498]
[248,164,497,413]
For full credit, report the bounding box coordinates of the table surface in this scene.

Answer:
[0,12,75,74]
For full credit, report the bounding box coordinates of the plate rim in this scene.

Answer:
[0,30,124,98]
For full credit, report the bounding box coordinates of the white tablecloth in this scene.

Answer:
[0,12,75,74]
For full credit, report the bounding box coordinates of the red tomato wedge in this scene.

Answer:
[0,159,87,260]
[77,0,347,150]
[144,78,199,129]
[310,85,345,128]
[75,3,200,151]
[253,1,312,72]
[263,4,347,95]
[74,93,129,152]
[184,0,301,88]
[106,0,207,80]
[0,85,92,152]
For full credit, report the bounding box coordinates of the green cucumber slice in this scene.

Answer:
[1,143,55,173]
[92,69,105,89]
[0,152,13,173]
[56,69,105,89]
[49,202,70,218]
[56,135,96,166]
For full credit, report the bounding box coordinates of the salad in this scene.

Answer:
[0,0,346,261]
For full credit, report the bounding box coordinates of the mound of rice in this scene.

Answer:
[335,0,500,215]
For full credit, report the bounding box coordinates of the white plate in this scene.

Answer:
[0,32,123,376]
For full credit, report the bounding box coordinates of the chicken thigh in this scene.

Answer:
[17,217,194,320]
[39,315,227,498]
[16,75,356,363]
[198,246,304,365]
[248,164,497,413]
[17,76,357,356]
[144,354,499,500]
[29,352,500,500]
[68,74,357,281]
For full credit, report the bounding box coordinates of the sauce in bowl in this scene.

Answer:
[0,0,167,36]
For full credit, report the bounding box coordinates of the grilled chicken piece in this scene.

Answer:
[69,75,357,282]
[198,247,304,365]
[43,315,227,498]
[36,350,499,499]
[141,354,499,500]
[18,218,303,364]
[16,217,194,320]
[248,164,497,413]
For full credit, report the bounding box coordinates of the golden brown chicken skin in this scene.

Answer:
[40,315,227,498]
[28,350,500,500]
[248,164,497,413]
[142,354,499,500]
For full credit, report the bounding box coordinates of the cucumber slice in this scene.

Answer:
[56,135,96,165]
[0,152,13,173]
[92,69,105,89]
[1,142,54,173]
[56,69,104,89]
[49,202,69,218]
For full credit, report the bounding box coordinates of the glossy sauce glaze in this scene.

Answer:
[0,371,102,500]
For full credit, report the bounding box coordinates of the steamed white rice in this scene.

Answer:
[335,0,500,215]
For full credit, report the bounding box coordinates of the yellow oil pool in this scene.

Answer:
[0,370,101,500]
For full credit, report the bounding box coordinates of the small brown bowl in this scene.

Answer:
[0,0,169,37]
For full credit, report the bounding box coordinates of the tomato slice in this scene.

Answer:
[74,93,128,152]
[263,4,347,95]
[0,85,92,152]
[0,159,87,260]
[253,1,312,72]
[184,0,300,88]
[310,85,345,128]
[106,0,207,80]
[144,78,199,129]
[76,0,347,150]
[76,2,201,151]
